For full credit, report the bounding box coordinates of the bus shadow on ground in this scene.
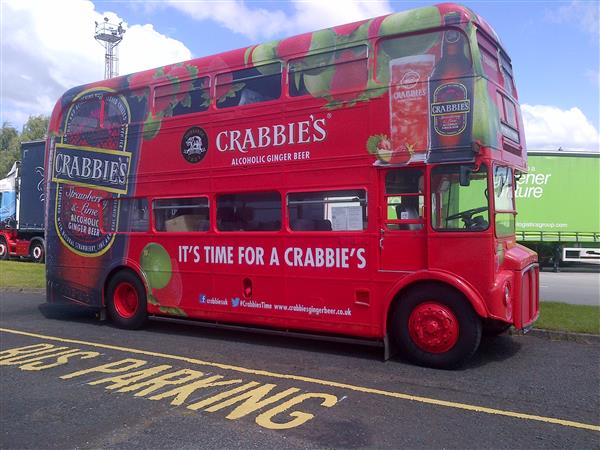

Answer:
[144,318,386,362]
[38,303,100,325]
[141,316,523,370]
[37,303,523,369]
[463,335,523,369]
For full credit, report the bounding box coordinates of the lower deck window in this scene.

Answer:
[153,197,209,232]
[102,197,149,233]
[385,169,424,231]
[288,189,367,231]
[217,192,281,231]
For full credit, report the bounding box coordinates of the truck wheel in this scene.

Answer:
[0,237,8,260]
[390,285,482,369]
[106,271,148,329]
[29,241,45,263]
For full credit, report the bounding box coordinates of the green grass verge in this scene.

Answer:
[0,260,45,289]
[536,302,600,334]
[0,261,598,334]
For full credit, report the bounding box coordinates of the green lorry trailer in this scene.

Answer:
[516,151,600,268]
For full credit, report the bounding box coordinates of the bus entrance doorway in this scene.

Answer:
[379,167,426,272]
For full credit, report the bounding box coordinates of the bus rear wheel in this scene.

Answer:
[106,271,148,329]
[390,285,482,369]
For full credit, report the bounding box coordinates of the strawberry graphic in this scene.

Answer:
[367,134,393,163]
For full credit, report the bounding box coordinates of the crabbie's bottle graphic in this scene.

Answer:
[428,12,474,163]
[48,87,146,306]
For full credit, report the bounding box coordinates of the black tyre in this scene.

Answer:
[106,270,148,329]
[29,241,45,263]
[390,285,482,369]
[0,237,8,260]
[482,320,511,337]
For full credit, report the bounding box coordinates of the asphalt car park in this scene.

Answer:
[1,291,598,449]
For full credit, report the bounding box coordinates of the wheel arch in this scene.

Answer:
[102,259,150,307]
[28,236,45,247]
[382,270,489,336]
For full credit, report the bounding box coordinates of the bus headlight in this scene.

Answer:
[503,283,512,308]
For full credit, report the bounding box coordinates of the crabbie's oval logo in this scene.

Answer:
[400,70,420,89]
[181,127,208,164]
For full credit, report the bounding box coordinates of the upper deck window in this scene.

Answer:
[64,93,103,134]
[376,29,472,85]
[154,77,210,117]
[500,52,515,97]
[497,93,520,144]
[64,89,146,141]
[288,45,368,98]
[477,30,501,85]
[216,63,282,108]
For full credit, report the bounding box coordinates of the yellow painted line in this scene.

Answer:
[1,327,598,432]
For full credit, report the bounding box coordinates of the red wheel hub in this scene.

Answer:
[408,302,459,353]
[113,282,138,319]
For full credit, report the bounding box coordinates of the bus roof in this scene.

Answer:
[52,3,502,107]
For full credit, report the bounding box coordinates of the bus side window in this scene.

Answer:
[65,94,103,133]
[153,197,209,232]
[288,189,367,231]
[477,30,501,85]
[497,93,520,147]
[385,169,424,231]
[288,46,368,98]
[375,31,448,85]
[217,192,281,231]
[500,52,516,97]
[154,78,210,117]
[216,63,282,108]
[102,197,149,233]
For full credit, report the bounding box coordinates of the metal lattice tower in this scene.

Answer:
[94,18,125,79]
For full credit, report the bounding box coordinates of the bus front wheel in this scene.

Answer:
[106,271,148,329]
[390,286,482,369]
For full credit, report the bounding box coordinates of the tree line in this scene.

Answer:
[1,116,49,177]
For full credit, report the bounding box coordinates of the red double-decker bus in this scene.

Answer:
[45,3,539,368]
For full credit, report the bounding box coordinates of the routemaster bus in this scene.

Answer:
[45,3,539,368]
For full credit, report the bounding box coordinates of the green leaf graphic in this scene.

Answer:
[143,112,162,140]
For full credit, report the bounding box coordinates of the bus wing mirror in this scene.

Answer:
[459,166,472,187]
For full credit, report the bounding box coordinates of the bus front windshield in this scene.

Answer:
[431,164,489,232]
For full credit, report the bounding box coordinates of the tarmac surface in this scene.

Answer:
[1,291,599,449]
[539,267,599,306]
